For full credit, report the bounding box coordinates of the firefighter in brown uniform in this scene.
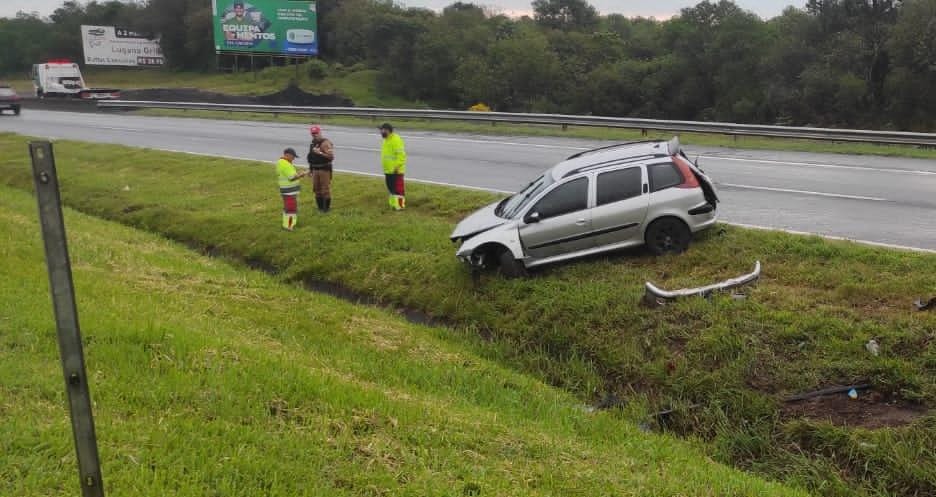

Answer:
[307,125,335,213]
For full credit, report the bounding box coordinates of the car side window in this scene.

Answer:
[597,167,643,206]
[648,162,684,192]
[530,177,588,220]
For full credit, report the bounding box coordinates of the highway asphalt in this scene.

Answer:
[2,109,934,251]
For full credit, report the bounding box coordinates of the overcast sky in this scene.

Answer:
[1,0,807,20]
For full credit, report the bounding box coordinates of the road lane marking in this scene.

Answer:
[26,110,936,176]
[152,147,935,252]
[717,183,889,202]
[728,223,936,254]
[700,155,936,176]
[159,148,517,194]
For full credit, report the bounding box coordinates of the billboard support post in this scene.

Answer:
[29,141,106,497]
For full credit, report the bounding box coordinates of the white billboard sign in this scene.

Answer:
[81,25,164,67]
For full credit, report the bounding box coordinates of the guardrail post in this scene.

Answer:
[28,141,106,497]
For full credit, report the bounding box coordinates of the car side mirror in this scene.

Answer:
[525,211,541,224]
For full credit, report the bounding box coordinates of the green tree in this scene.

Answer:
[532,0,599,31]
[144,0,213,70]
[886,0,936,129]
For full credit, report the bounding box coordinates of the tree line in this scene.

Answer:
[2,0,936,130]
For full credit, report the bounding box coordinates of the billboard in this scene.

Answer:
[80,25,164,67]
[212,1,318,56]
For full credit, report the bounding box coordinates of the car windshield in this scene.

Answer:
[0,88,15,97]
[496,173,553,219]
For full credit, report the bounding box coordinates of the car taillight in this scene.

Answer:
[672,155,700,189]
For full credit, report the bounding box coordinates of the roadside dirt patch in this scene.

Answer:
[256,85,353,106]
[783,389,927,429]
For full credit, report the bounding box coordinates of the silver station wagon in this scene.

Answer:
[450,138,719,276]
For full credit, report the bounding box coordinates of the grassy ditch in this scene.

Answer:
[1,133,934,496]
[0,185,806,496]
[134,108,936,160]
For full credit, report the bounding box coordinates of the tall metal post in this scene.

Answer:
[29,141,105,497]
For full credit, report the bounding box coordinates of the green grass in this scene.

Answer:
[4,64,424,108]
[1,133,934,496]
[0,184,807,496]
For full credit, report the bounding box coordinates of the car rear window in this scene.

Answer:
[0,88,15,97]
[648,162,683,192]
[531,177,588,220]
[597,167,642,206]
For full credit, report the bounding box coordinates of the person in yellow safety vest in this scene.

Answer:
[379,123,407,210]
[277,148,308,231]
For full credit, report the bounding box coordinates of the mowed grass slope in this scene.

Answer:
[1,133,935,496]
[5,65,423,108]
[0,185,806,496]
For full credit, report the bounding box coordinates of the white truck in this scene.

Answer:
[31,60,120,99]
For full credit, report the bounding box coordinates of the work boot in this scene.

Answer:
[324,197,331,213]
[315,196,324,212]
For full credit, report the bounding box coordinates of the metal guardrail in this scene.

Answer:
[98,100,936,146]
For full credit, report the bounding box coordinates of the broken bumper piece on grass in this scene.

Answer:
[643,261,761,307]
[914,297,935,311]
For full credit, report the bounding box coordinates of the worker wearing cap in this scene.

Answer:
[277,147,308,231]
[307,125,335,213]
[379,123,407,210]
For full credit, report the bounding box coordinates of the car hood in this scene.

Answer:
[450,200,508,240]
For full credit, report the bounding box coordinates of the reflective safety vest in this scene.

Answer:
[381,133,407,174]
[277,158,300,195]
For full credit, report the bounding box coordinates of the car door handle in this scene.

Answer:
[575,219,587,226]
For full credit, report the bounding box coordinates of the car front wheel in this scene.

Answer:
[645,217,691,255]
[498,248,526,278]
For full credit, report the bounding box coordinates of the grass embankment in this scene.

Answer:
[3,64,423,108]
[1,133,934,496]
[0,185,805,496]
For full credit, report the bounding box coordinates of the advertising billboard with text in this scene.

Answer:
[211,0,318,56]
[81,25,164,66]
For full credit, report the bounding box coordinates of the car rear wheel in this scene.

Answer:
[498,248,526,278]
[645,217,691,255]
[13,107,20,116]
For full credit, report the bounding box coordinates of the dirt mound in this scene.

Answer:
[121,87,248,104]
[783,389,927,429]
[256,85,352,107]
[120,85,353,107]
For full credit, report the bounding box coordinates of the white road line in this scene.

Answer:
[717,183,889,202]
[728,223,936,254]
[700,155,936,176]
[158,148,516,194]
[31,111,936,178]
[151,147,936,253]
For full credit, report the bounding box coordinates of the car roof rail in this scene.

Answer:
[561,154,663,179]
[564,140,660,160]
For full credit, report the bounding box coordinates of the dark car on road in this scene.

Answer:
[0,85,21,116]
